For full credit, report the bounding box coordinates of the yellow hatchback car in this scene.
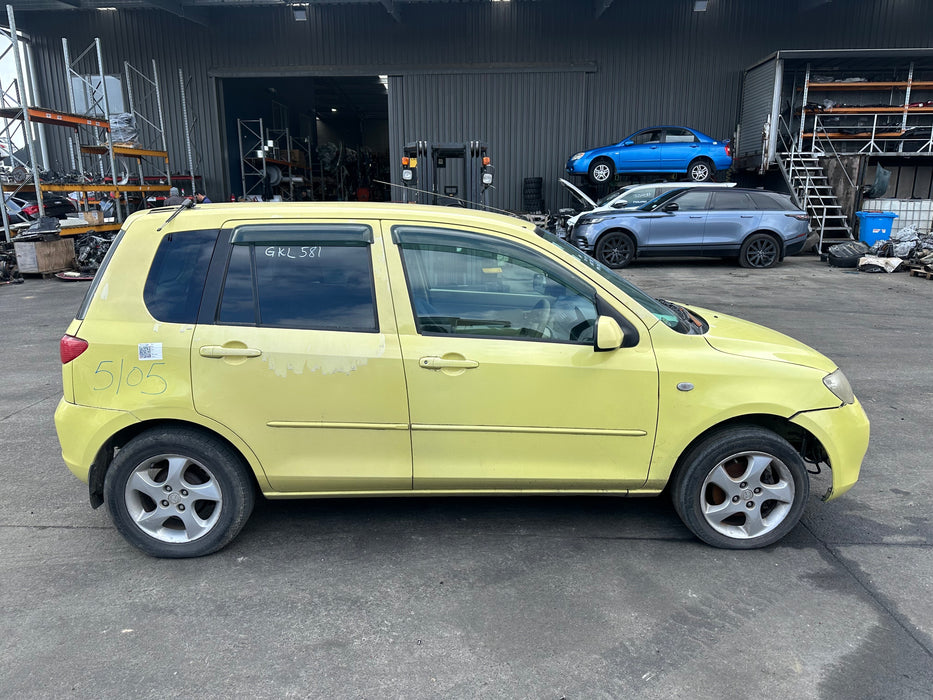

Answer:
[55,202,869,557]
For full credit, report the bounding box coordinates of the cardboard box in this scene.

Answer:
[83,210,104,225]
[14,238,75,274]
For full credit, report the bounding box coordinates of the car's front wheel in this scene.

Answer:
[739,233,780,269]
[104,428,255,558]
[595,231,635,268]
[671,427,810,549]
[588,158,615,185]
[687,158,714,182]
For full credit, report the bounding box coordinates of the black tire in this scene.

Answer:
[739,233,781,269]
[671,426,810,549]
[104,428,255,558]
[587,158,615,185]
[687,158,714,182]
[595,231,635,268]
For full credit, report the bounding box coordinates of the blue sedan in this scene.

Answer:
[566,126,733,185]
[572,187,810,269]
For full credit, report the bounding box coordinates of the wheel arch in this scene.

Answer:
[665,413,827,489]
[87,419,265,509]
[743,229,785,258]
[595,226,638,250]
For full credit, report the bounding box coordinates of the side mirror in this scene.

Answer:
[612,200,628,208]
[663,202,679,212]
[622,140,634,147]
[595,316,624,351]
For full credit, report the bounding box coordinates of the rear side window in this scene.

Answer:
[76,228,125,320]
[750,192,797,211]
[217,224,377,332]
[144,230,219,323]
[711,191,754,210]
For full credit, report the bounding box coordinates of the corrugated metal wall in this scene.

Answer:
[736,58,779,162]
[17,0,933,209]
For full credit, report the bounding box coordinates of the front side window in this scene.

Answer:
[396,227,598,344]
[632,129,662,145]
[670,190,711,212]
[217,224,377,332]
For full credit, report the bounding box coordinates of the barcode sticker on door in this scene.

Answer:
[138,343,163,361]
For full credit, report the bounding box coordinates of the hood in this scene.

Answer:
[558,178,596,210]
[689,306,837,373]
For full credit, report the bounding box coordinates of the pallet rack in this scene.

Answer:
[0,6,177,243]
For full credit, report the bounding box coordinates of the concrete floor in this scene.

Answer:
[1,255,931,699]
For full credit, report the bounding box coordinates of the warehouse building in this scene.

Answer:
[5,0,933,215]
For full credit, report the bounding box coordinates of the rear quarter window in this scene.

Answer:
[143,230,219,323]
[750,192,797,211]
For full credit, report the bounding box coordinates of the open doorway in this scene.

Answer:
[219,75,390,202]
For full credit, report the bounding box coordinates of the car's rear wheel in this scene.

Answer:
[739,233,780,269]
[588,158,615,185]
[595,231,635,268]
[687,158,714,182]
[671,427,809,549]
[104,428,255,558]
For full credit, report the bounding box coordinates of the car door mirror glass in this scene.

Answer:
[595,316,624,351]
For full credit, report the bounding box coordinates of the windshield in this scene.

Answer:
[537,230,682,330]
[639,188,686,212]
[595,185,635,208]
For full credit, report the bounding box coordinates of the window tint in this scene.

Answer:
[632,129,662,145]
[397,228,598,344]
[144,229,218,323]
[218,237,377,332]
[664,128,698,143]
[750,192,797,211]
[218,244,254,325]
[670,190,710,211]
[711,191,754,210]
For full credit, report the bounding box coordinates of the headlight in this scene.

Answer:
[578,215,611,226]
[570,153,585,162]
[823,369,854,405]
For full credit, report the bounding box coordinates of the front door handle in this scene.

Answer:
[199,345,262,358]
[419,356,479,370]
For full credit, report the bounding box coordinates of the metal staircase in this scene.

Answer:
[775,117,855,253]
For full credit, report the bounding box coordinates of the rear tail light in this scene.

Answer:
[60,334,89,364]
[786,213,810,221]
[724,142,732,158]
[21,204,39,216]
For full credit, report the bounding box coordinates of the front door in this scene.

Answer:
[191,221,411,493]
[703,190,762,253]
[618,128,663,172]
[382,223,659,491]
[644,189,711,255]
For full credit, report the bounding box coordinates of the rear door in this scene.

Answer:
[659,128,700,172]
[703,191,761,253]
[190,220,412,493]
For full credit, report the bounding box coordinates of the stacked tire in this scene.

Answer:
[523,177,544,213]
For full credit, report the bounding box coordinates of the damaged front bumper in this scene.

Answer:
[791,398,870,501]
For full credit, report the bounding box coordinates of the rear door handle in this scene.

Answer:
[740,215,754,218]
[419,356,479,370]
[199,345,262,358]
[689,215,704,219]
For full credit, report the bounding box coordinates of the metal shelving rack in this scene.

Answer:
[179,68,204,199]
[238,117,267,200]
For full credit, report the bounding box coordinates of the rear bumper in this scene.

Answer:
[54,398,137,483]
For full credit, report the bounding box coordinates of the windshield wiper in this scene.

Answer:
[656,298,694,332]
